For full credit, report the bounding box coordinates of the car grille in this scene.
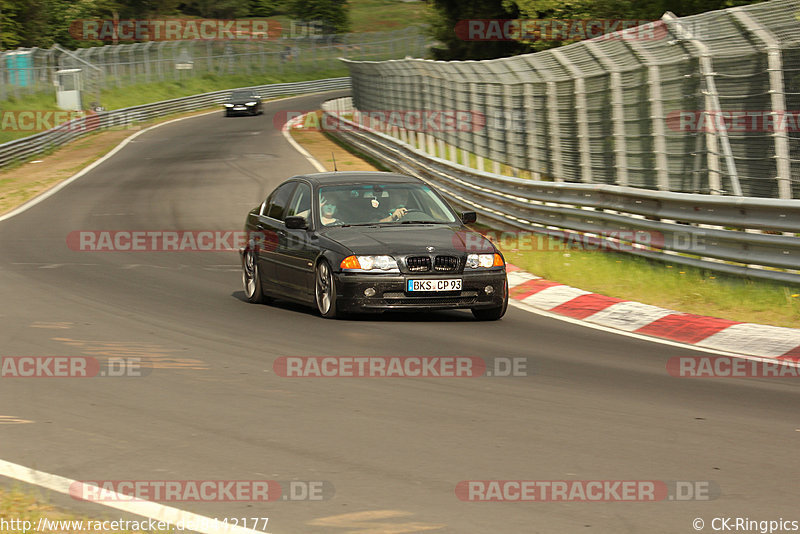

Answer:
[406,256,431,272]
[382,292,479,307]
[434,255,459,272]
[393,297,477,306]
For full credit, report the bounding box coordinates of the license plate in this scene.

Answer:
[233,106,247,110]
[407,279,462,292]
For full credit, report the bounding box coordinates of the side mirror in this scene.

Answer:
[461,211,477,224]
[285,216,308,230]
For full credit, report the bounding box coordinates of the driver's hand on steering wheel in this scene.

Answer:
[391,207,407,221]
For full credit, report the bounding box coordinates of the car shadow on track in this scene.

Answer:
[231,291,475,322]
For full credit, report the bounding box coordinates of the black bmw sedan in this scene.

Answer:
[223,89,263,116]
[240,172,508,320]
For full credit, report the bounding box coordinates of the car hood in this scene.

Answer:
[321,225,496,255]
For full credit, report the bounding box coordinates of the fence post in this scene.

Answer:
[113,46,121,87]
[552,49,592,183]
[585,41,629,187]
[730,8,792,200]
[143,42,152,83]
[522,82,541,180]
[530,58,565,182]
[663,13,741,196]
[624,38,671,192]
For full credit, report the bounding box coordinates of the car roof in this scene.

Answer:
[290,171,424,187]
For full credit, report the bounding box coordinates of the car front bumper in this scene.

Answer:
[225,105,257,114]
[333,270,507,313]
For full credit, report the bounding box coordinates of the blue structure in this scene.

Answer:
[5,50,33,87]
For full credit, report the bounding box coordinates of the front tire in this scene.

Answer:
[315,260,339,318]
[242,249,268,304]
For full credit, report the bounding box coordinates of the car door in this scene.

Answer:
[280,181,319,299]
[257,181,296,294]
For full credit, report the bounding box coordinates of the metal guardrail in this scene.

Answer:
[0,77,350,168]
[321,97,800,285]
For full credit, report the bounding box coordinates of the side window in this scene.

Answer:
[287,183,312,219]
[266,182,296,221]
[259,198,270,216]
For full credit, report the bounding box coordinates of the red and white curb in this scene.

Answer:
[506,265,800,361]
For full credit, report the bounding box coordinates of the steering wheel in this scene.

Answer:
[395,209,429,222]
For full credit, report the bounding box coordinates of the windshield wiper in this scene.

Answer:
[399,220,444,224]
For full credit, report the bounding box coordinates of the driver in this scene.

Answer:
[379,188,410,222]
[320,195,342,226]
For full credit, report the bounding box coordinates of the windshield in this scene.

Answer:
[317,183,457,226]
[230,91,254,100]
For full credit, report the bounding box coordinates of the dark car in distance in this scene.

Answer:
[223,89,263,116]
[240,172,508,320]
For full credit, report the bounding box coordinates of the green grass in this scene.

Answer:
[263,0,429,34]
[0,487,172,534]
[349,0,431,33]
[321,130,393,172]
[498,233,800,328]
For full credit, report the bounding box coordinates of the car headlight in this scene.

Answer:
[245,101,257,106]
[340,255,399,272]
[466,253,504,269]
[224,104,234,107]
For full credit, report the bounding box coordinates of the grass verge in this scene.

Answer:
[0,487,170,534]
[502,239,800,328]
[289,111,393,172]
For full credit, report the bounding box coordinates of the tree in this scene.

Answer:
[249,0,281,17]
[0,0,25,48]
[425,0,768,60]
[180,0,251,19]
[427,0,532,60]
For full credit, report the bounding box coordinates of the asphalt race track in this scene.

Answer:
[1,91,798,534]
